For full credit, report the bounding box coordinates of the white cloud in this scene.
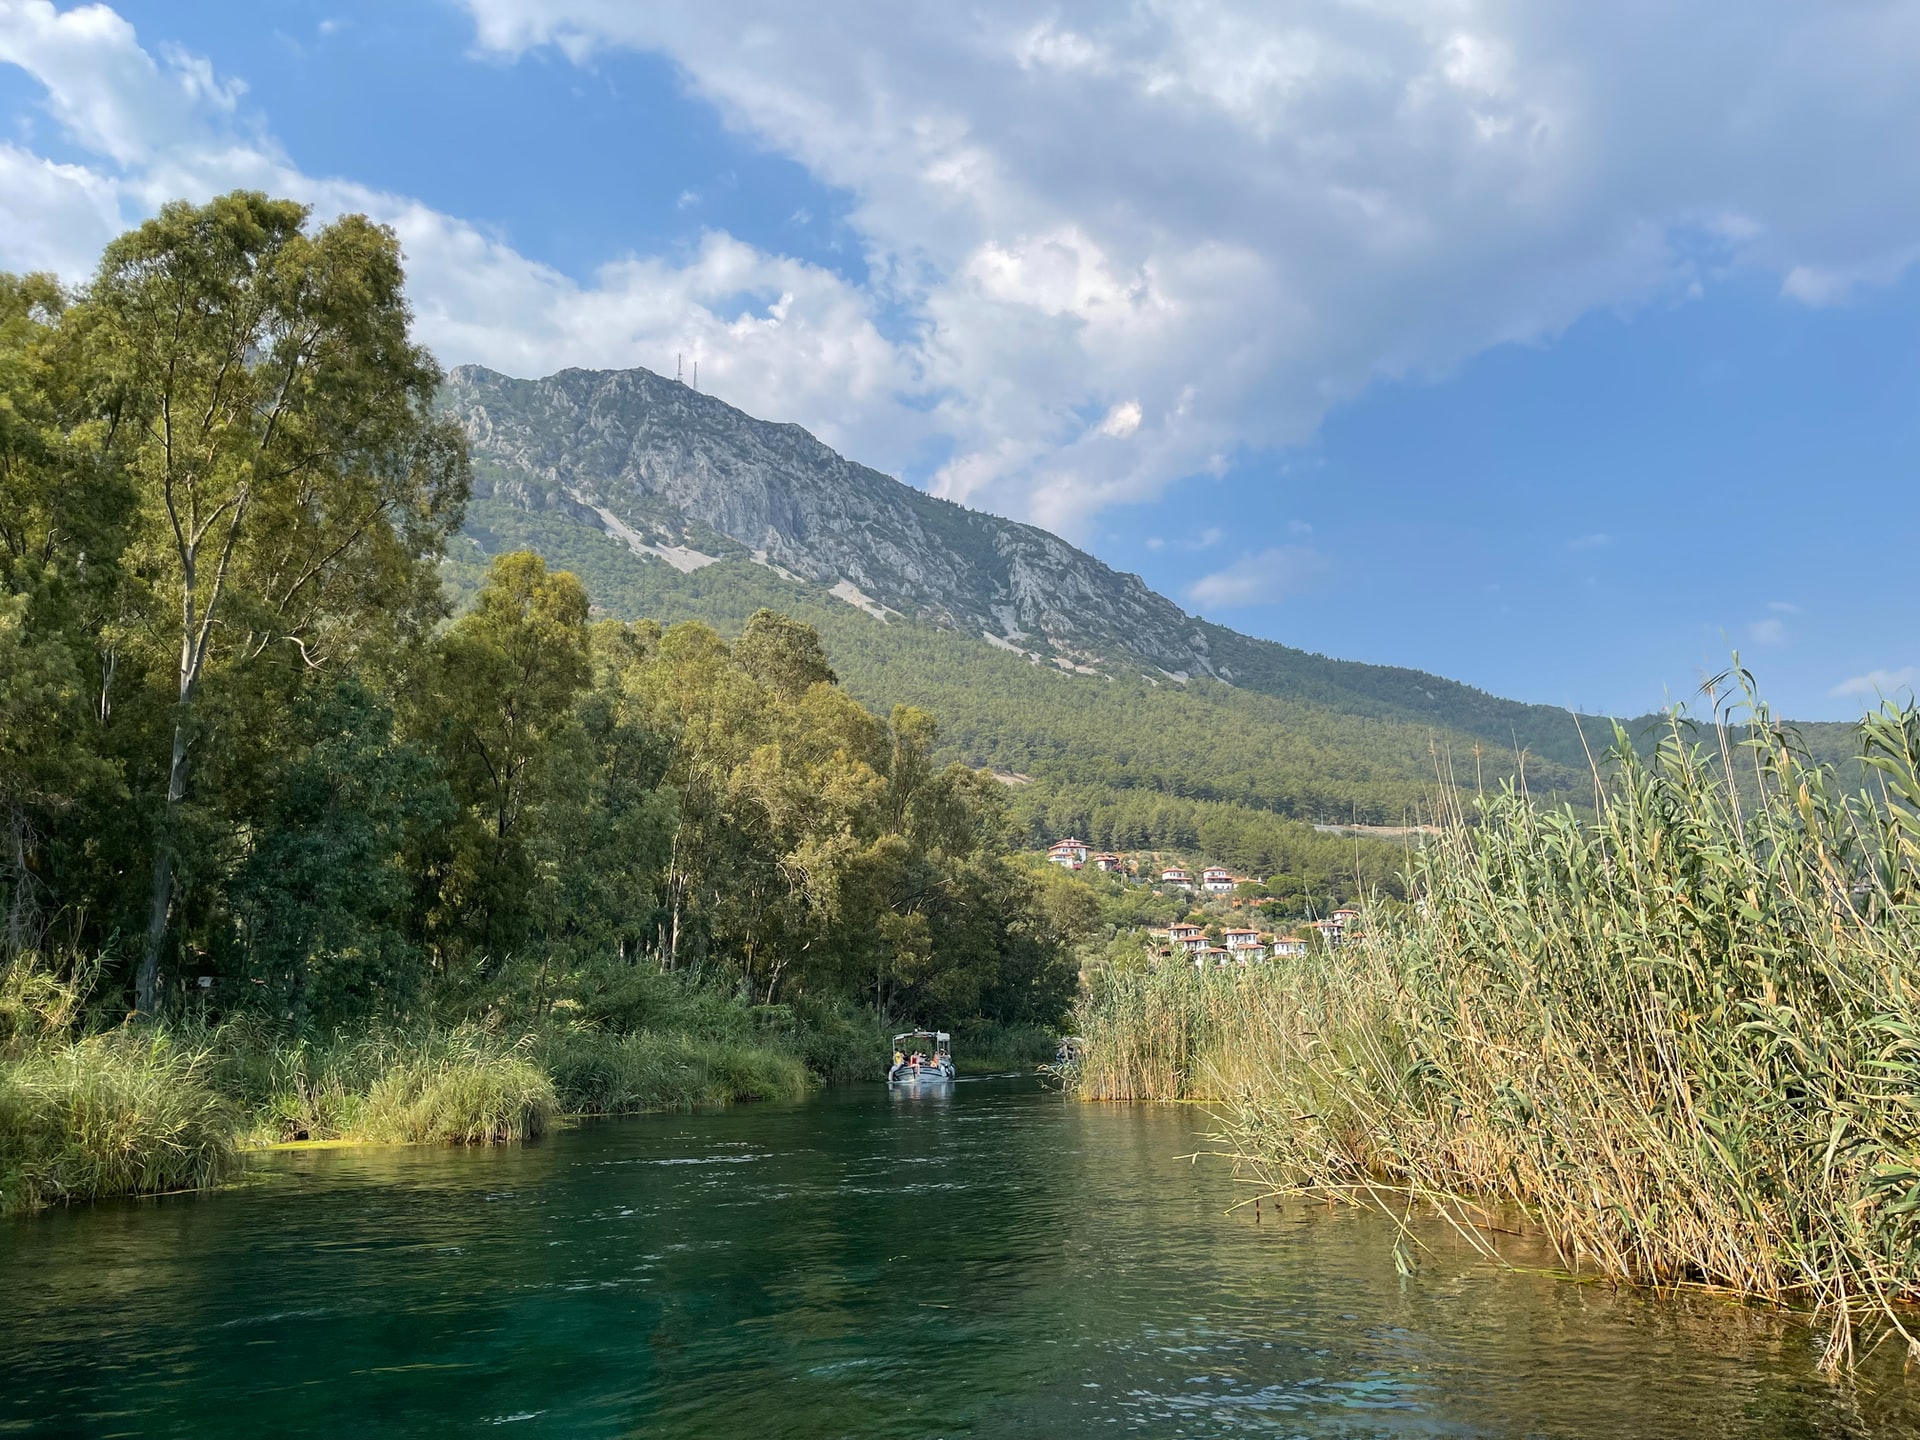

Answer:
[1188,545,1330,609]
[1567,532,1611,551]
[0,2,915,464]
[452,0,1920,532]
[1096,399,1142,438]
[1831,666,1920,699]
[1767,599,1800,614]
[11,0,1920,537]
[1747,617,1787,646]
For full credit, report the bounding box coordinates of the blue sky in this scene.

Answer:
[2,1,1917,720]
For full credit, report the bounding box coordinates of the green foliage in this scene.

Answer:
[534,1026,809,1113]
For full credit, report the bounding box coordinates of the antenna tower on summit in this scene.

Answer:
[676,353,683,384]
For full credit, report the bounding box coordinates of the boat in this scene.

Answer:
[887,1030,955,1085]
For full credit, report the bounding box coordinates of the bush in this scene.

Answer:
[536,1025,809,1113]
[952,1020,1059,1074]
[0,1032,239,1214]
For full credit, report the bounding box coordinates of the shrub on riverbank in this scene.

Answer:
[953,1021,1059,1074]
[0,1033,239,1214]
[537,1025,809,1113]
[1075,694,1920,1366]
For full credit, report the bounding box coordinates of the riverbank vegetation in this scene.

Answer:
[0,194,1078,1212]
[1074,691,1920,1366]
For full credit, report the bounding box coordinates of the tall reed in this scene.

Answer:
[0,1032,239,1214]
[1076,694,1920,1367]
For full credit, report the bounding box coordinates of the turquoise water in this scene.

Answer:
[4,1078,1916,1437]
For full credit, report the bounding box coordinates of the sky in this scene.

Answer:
[1,1,1917,721]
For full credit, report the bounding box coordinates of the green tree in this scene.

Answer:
[0,273,129,954]
[420,550,592,964]
[77,193,467,1012]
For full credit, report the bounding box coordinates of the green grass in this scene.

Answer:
[0,1032,240,1215]
[1074,693,1920,1370]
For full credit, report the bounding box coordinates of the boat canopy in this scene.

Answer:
[892,1030,950,1044]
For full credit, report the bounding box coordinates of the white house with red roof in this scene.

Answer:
[1047,838,1088,869]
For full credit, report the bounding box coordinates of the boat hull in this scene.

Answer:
[887,1065,955,1086]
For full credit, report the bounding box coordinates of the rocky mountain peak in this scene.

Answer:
[439,364,1220,679]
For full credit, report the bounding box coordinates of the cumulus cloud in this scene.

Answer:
[1188,545,1331,609]
[0,1,919,465]
[452,0,1920,531]
[10,0,1920,535]
[1831,666,1920,699]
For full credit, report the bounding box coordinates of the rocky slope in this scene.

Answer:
[440,365,1225,679]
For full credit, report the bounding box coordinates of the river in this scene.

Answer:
[4,1078,1916,1437]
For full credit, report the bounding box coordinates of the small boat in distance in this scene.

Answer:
[888,1030,955,1085]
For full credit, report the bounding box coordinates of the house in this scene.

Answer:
[1167,922,1208,957]
[1047,837,1088,869]
[1202,866,1236,893]
[1092,852,1122,872]
[1195,945,1233,968]
[1223,927,1261,951]
[1160,866,1193,890]
[1309,917,1345,946]
[1332,906,1361,927]
[1271,935,1308,957]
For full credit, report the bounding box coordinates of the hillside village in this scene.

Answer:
[1043,837,1362,967]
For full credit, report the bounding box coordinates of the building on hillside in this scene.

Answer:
[1092,852,1122,872]
[1332,906,1361,930]
[1223,927,1267,961]
[1202,866,1236,893]
[1047,838,1088,869]
[1271,935,1308,958]
[1160,866,1193,891]
[1167,923,1208,958]
[1309,917,1346,947]
[1195,945,1233,968]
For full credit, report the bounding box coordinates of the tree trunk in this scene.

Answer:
[135,716,191,1016]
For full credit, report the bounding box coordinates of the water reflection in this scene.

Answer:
[2,1080,1915,1438]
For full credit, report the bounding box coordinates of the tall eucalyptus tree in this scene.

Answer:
[80,193,467,1013]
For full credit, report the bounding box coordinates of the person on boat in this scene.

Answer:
[893,1049,905,1069]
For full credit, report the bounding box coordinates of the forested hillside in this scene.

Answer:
[447,374,1864,862]
[450,491,1588,880]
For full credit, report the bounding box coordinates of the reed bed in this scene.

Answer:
[0,1033,239,1214]
[1075,695,1920,1368]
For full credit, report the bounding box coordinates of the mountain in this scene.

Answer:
[435,364,1857,867]
[442,363,1234,680]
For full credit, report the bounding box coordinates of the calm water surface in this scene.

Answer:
[4,1078,1917,1438]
